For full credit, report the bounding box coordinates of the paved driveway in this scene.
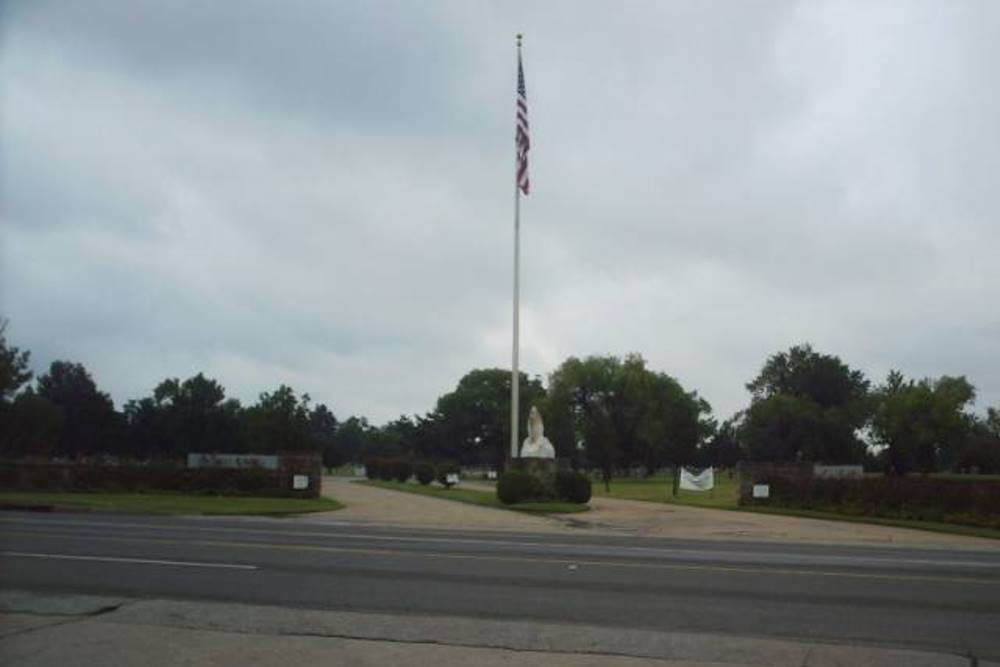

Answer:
[319,477,571,532]
[319,477,999,548]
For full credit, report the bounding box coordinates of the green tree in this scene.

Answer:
[334,416,371,463]
[547,354,711,487]
[742,344,870,464]
[37,361,119,459]
[871,372,976,473]
[139,373,243,457]
[0,389,63,459]
[243,385,316,453]
[435,368,545,468]
[0,320,33,402]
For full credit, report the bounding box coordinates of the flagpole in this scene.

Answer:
[510,34,523,464]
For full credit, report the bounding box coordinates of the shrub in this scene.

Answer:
[497,470,538,504]
[414,462,435,486]
[391,459,413,483]
[555,470,592,503]
[437,462,461,488]
[752,475,1000,529]
[362,458,380,480]
[376,459,395,482]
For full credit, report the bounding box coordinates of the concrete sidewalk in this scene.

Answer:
[0,592,992,667]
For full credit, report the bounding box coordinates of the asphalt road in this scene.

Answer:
[2,512,999,660]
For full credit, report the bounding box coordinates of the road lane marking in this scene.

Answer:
[3,516,998,570]
[3,531,997,586]
[1,551,257,570]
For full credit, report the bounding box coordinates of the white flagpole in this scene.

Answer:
[511,168,521,461]
[511,34,523,463]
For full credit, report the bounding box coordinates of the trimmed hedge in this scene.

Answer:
[414,462,435,486]
[497,470,591,505]
[0,463,288,497]
[497,470,539,504]
[362,458,380,480]
[555,471,592,503]
[748,475,1000,529]
[391,460,413,483]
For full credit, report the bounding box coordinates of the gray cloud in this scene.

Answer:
[1,0,997,423]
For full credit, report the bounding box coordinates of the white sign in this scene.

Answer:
[679,467,714,491]
[487,470,498,480]
[292,475,309,490]
[187,453,279,470]
[446,473,460,486]
[752,484,770,499]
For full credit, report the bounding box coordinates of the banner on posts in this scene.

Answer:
[679,467,714,491]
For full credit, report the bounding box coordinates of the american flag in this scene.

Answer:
[516,49,530,196]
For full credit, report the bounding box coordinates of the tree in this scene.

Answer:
[434,368,545,468]
[334,416,371,463]
[0,320,33,402]
[309,403,341,471]
[871,372,976,474]
[547,354,712,487]
[243,385,317,453]
[741,344,870,464]
[36,361,119,459]
[699,416,745,468]
[138,373,244,457]
[0,389,63,459]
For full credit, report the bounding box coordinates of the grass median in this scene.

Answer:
[359,480,589,514]
[0,491,343,516]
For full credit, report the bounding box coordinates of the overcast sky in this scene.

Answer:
[1,0,997,424]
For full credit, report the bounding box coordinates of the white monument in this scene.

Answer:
[519,406,556,459]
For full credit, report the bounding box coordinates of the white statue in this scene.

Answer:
[520,406,556,459]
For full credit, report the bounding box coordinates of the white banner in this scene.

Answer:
[679,467,714,491]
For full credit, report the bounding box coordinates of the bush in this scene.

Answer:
[414,462,435,486]
[362,458,380,480]
[497,470,538,504]
[376,459,395,482]
[391,459,413,483]
[437,462,461,488]
[752,475,1000,529]
[555,470,592,503]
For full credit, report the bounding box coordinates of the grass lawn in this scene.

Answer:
[360,480,589,514]
[742,505,1000,541]
[0,491,343,516]
[590,471,1000,540]
[591,471,740,509]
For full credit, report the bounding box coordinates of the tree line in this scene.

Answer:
[1,320,998,475]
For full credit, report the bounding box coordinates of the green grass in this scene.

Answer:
[590,472,740,509]
[0,491,343,516]
[740,505,1000,540]
[359,480,589,514]
[588,471,1000,540]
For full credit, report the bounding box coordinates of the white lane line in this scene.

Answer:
[1,551,257,570]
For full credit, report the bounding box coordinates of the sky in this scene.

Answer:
[1,0,997,424]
